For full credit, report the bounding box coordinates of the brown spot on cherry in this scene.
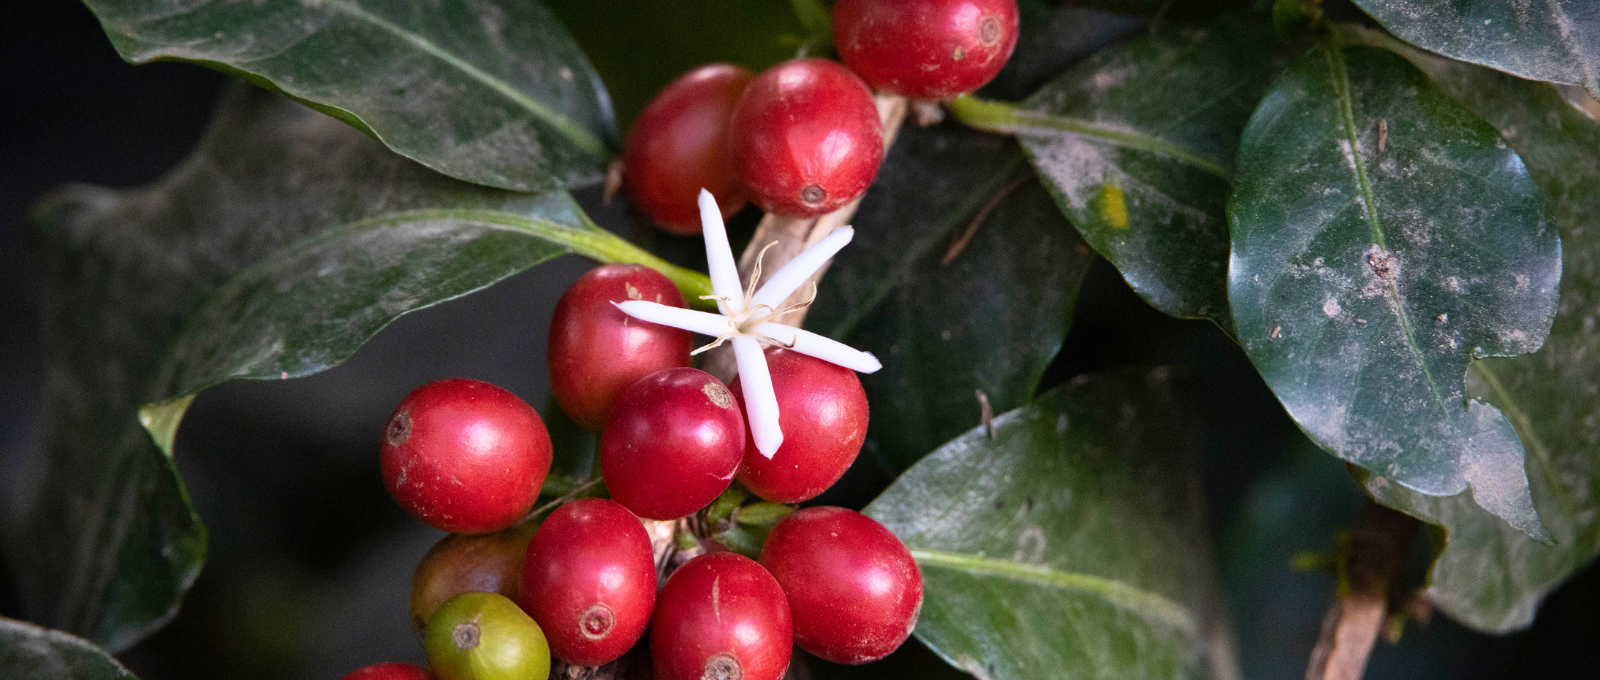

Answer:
[579,604,616,640]
[979,16,1002,46]
[702,381,734,409]
[799,184,827,206]
[453,620,481,651]
[702,653,743,680]
[387,410,412,448]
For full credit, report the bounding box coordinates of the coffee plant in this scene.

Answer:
[4,0,1599,678]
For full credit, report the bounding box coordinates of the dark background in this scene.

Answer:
[1,1,1596,678]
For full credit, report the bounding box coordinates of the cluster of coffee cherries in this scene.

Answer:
[342,262,920,680]
[623,0,1020,230]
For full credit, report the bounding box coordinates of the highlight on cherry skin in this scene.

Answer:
[519,498,656,666]
[624,63,754,234]
[340,662,436,680]
[424,591,551,680]
[409,521,536,635]
[760,506,923,664]
[651,552,794,680]
[600,366,746,520]
[732,347,869,504]
[548,263,691,431]
[833,0,1020,100]
[380,378,553,534]
[727,58,885,217]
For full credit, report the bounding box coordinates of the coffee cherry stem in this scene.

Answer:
[523,476,604,523]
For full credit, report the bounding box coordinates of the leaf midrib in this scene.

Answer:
[305,0,607,156]
[1007,109,1234,181]
[910,548,1201,638]
[1322,43,1463,459]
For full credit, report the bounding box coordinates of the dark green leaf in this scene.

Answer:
[544,0,805,129]
[84,0,614,191]
[976,6,1148,101]
[0,618,138,680]
[864,368,1227,680]
[544,396,598,482]
[1008,18,1285,330]
[1352,0,1600,100]
[806,123,1096,472]
[12,85,704,650]
[1333,24,1600,633]
[1227,43,1561,539]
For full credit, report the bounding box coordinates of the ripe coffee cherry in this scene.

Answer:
[601,368,744,520]
[833,0,1020,100]
[549,264,692,430]
[728,59,884,217]
[381,379,553,534]
[425,592,551,680]
[341,663,435,680]
[651,552,792,680]
[624,64,754,234]
[520,498,656,666]
[759,507,922,664]
[731,348,868,503]
[410,522,536,635]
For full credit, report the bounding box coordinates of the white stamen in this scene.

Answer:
[752,323,883,373]
[749,227,854,310]
[613,300,733,337]
[733,336,783,458]
[699,190,744,315]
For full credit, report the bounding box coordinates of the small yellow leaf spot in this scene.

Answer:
[1096,184,1129,229]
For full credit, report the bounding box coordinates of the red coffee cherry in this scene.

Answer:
[728,58,884,217]
[520,498,656,666]
[833,0,1020,100]
[381,379,553,534]
[341,663,435,680]
[624,63,754,234]
[651,552,792,680]
[549,264,692,430]
[601,368,745,519]
[759,507,922,664]
[731,348,868,503]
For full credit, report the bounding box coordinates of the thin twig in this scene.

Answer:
[941,174,1029,266]
[976,389,996,439]
[1304,502,1418,680]
[524,477,603,521]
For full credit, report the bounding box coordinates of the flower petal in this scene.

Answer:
[753,322,883,373]
[699,189,745,315]
[749,226,854,310]
[614,300,733,337]
[733,335,783,458]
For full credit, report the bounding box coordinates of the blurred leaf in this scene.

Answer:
[544,0,805,130]
[1352,0,1600,99]
[12,85,704,651]
[543,397,598,482]
[1334,24,1600,634]
[806,123,1096,472]
[83,0,614,191]
[0,618,138,680]
[732,502,795,527]
[865,368,1227,680]
[1228,43,1560,540]
[1003,17,1284,330]
[976,5,1148,101]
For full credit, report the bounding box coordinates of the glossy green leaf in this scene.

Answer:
[84,0,614,192]
[1000,18,1284,330]
[1334,25,1600,633]
[1352,0,1600,99]
[806,124,1096,472]
[1227,43,1561,539]
[864,368,1227,680]
[13,85,704,651]
[0,618,138,680]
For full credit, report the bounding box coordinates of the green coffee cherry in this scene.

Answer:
[424,592,550,680]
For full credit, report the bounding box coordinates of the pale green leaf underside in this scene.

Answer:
[865,368,1223,680]
[85,0,614,191]
[0,618,139,680]
[1227,43,1560,540]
